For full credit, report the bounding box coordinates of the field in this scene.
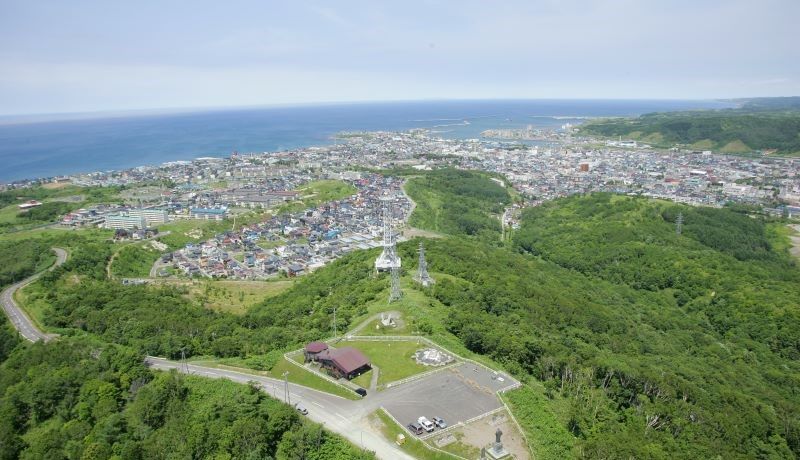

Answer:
[155,219,232,250]
[186,280,295,315]
[275,179,357,214]
[340,339,432,387]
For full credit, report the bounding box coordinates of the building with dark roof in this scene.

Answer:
[314,346,371,380]
[304,341,329,362]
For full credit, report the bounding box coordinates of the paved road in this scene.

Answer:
[0,247,67,343]
[1,246,511,459]
[146,357,416,460]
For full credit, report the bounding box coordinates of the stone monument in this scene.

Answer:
[485,427,510,459]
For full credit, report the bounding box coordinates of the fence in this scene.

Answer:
[379,407,467,460]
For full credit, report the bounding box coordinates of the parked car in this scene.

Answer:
[355,387,367,397]
[295,403,308,415]
[432,416,447,429]
[418,416,435,432]
[407,422,425,435]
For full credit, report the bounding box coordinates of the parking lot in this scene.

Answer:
[377,361,518,436]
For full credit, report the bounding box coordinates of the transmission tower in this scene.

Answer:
[375,195,401,272]
[676,212,683,236]
[180,348,189,374]
[413,242,434,287]
[389,266,402,302]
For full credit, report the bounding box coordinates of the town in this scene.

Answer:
[4,127,799,280]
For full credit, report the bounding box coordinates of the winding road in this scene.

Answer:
[1,247,67,343]
[146,357,416,460]
[0,249,416,459]
[1,246,514,459]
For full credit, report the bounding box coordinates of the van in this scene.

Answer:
[407,422,425,435]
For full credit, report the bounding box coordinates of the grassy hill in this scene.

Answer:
[4,191,799,459]
[405,169,511,241]
[580,108,800,156]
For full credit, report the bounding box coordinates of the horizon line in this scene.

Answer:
[0,96,753,126]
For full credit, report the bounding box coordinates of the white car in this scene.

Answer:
[295,403,308,415]
[417,416,435,432]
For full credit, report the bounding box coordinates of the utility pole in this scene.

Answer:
[282,371,290,405]
[333,306,337,338]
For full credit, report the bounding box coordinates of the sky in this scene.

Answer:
[0,0,798,115]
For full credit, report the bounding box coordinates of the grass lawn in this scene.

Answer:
[257,238,285,249]
[351,369,373,389]
[155,219,231,250]
[370,409,460,460]
[274,179,357,215]
[298,179,357,202]
[185,279,294,315]
[190,355,359,400]
[339,339,430,386]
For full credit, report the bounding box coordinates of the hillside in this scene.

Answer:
[404,169,511,241]
[3,192,799,459]
[0,327,372,459]
[579,107,800,155]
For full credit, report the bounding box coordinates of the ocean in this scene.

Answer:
[0,99,731,182]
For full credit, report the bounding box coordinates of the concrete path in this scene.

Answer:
[0,247,67,343]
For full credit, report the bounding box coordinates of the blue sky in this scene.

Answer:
[0,0,798,115]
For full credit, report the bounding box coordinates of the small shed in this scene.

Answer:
[304,341,329,362]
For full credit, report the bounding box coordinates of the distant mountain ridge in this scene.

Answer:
[580,96,800,156]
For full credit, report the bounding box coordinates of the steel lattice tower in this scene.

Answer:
[413,242,434,287]
[375,195,401,272]
[676,212,683,236]
[389,266,402,302]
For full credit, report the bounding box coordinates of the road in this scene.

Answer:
[146,357,417,460]
[1,246,509,459]
[1,247,67,343]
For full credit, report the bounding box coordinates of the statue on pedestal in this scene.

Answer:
[494,428,503,452]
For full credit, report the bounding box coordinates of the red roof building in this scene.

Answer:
[314,346,371,380]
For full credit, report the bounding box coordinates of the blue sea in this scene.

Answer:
[0,99,731,182]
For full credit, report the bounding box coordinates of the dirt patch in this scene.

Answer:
[455,411,531,460]
[789,225,800,260]
[403,227,445,239]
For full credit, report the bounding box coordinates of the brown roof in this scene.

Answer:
[319,347,370,374]
[305,341,328,353]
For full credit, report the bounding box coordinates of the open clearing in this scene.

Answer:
[340,339,433,387]
[174,279,294,314]
[789,225,800,260]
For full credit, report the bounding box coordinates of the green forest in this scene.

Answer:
[2,187,799,458]
[580,106,800,155]
[404,169,511,241]
[0,326,372,459]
